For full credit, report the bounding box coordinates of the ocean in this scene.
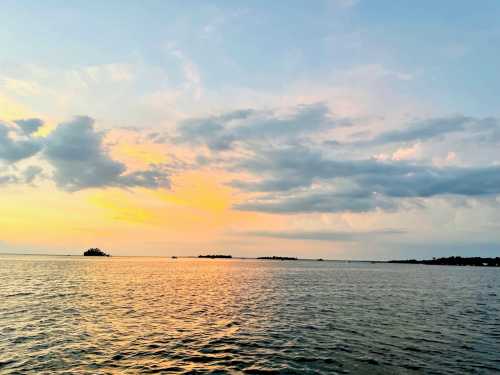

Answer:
[1,255,499,374]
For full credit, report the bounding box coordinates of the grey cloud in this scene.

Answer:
[118,169,171,189]
[356,165,500,198]
[0,116,171,191]
[43,116,170,191]
[22,165,44,185]
[244,229,406,241]
[230,146,422,192]
[14,118,44,135]
[231,144,500,214]
[235,190,398,214]
[361,116,499,145]
[176,103,349,151]
[0,165,44,186]
[230,177,309,192]
[147,131,171,144]
[0,121,42,162]
[0,174,19,185]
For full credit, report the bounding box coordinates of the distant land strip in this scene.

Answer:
[389,256,500,267]
[257,256,298,261]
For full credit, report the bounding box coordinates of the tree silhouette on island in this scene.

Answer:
[389,256,500,267]
[257,256,298,261]
[198,254,232,259]
[83,248,110,257]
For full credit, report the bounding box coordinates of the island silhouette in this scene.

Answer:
[83,248,110,257]
[257,256,298,261]
[389,256,500,267]
[198,254,232,259]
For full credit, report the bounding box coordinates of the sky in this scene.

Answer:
[1,0,500,259]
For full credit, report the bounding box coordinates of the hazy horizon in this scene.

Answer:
[1,1,500,259]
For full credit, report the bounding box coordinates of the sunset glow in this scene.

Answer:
[1,1,499,259]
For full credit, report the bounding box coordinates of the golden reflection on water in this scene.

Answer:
[73,258,283,373]
[1,256,499,374]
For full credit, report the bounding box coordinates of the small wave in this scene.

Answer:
[1,256,499,374]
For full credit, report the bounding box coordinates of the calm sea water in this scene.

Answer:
[0,255,499,374]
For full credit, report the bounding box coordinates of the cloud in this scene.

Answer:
[376,143,422,161]
[391,143,421,161]
[173,106,500,216]
[43,116,170,191]
[231,143,500,214]
[244,229,406,241]
[2,106,500,217]
[235,189,398,214]
[0,173,19,185]
[176,103,349,151]
[0,165,44,186]
[231,145,421,191]
[0,116,171,191]
[0,121,42,162]
[67,63,135,88]
[174,107,500,215]
[14,118,44,135]
[361,116,499,145]
[22,165,44,184]
[169,46,202,100]
[0,77,41,96]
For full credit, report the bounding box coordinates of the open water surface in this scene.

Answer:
[0,255,499,374]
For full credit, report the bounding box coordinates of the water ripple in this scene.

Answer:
[0,255,499,374]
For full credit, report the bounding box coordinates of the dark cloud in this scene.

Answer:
[0,121,42,162]
[243,229,406,241]
[176,103,349,151]
[43,116,170,191]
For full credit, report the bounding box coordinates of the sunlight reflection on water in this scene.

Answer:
[1,255,499,374]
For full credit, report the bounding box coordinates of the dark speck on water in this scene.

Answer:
[0,255,499,374]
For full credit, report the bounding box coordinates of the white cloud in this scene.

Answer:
[0,77,41,96]
[67,63,135,88]
[168,45,203,100]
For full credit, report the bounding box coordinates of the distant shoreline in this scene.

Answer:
[389,256,500,267]
[1,253,499,266]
